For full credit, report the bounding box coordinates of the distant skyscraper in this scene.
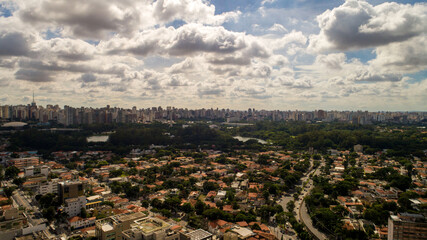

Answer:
[31,91,36,107]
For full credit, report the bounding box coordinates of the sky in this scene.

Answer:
[0,0,426,111]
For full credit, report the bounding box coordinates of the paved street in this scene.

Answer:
[269,225,297,240]
[296,160,328,240]
[300,201,328,240]
[276,195,297,240]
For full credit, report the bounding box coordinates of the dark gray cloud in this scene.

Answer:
[0,58,18,68]
[111,86,127,92]
[0,78,9,87]
[169,58,195,74]
[35,38,95,62]
[168,25,246,55]
[208,66,241,76]
[208,56,250,66]
[370,36,427,73]
[102,24,268,64]
[340,87,361,97]
[15,69,53,82]
[19,0,140,39]
[348,71,402,82]
[17,0,238,40]
[168,76,189,87]
[0,32,29,56]
[291,79,313,89]
[80,73,97,83]
[18,59,127,77]
[197,85,224,97]
[234,86,272,99]
[248,65,272,78]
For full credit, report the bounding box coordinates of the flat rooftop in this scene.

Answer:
[186,229,213,240]
[101,223,114,232]
[113,211,147,223]
[133,218,170,234]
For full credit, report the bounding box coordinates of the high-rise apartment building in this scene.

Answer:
[387,213,427,240]
[58,181,84,203]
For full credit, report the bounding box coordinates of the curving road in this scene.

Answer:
[296,160,328,240]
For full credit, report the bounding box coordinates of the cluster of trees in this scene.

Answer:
[109,181,140,199]
[367,167,412,191]
[306,163,422,239]
[230,121,427,157]
[35,193,62,221]
[108,123,240,152]
[8,129,87,154]
[149,196,260,227]
[8,121,426,159]
[363,200,397,225]
[305,176,369,239]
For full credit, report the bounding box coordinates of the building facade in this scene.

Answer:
[388,213,427,240]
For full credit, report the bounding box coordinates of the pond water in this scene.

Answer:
[233,136,267,144]
[87,135,109,142]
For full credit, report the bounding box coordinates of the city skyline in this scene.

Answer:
[1,101,426,126]
[0,0,427,111]
[4,98,427,112]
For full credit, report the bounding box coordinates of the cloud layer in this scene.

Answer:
[0,0,426,111]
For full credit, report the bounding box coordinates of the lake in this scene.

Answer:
[87,135,109,142]
[233,136,267,144]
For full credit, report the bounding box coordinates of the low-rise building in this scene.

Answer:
[68,216,96,230]
[95,211,148,240]
[86,195,104,209]
[24,165,49,177]
[64,196,86,217]
[121,217,175,240]
[181,229,213,240]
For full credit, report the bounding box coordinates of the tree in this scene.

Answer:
[128,167,138,176]
[13,177,25,187]
[81,207,88,218]
[151,198,163,209]
[160,209,172,218]
[195,200,206,215]
[203,208,222,220]
[203,181,219,193]
[38,193,59,209]
[4,186,16,197]
[42,206,56,222]
[182,203,194,214]
[125,185,140,199]
[312,208,341,233]
[251,223,261,230]
[128,161,136,168]
[390,175,412,191]
[287,201,295,213]
[398,191,419,211]
[164,196,181,212]
[102,201,115,208]
[109,169,124,178]
[225,190,235,202]
[5,166,20,179]
[257,155,270,165]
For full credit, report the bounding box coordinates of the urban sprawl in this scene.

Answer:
[1,101,426,126]
[0,101,426,240]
